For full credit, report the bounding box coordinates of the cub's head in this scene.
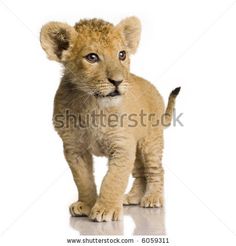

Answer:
[40,17,141,101]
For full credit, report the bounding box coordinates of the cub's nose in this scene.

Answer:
[108,78,123,87]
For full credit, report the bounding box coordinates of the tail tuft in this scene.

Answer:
[164,86,181,127]
[170,87,181,97]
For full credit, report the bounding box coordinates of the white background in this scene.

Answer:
[0,0,236,245]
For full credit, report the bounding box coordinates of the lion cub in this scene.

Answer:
[40,17,180,222]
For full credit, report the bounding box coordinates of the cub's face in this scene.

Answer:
[40,17,141,100]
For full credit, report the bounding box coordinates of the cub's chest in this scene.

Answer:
[79,107,121,157]
[86,128,108,157]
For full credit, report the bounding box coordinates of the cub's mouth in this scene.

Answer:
[94,88,121,98]
[106,89,120,97]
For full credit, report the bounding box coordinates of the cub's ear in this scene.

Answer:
[116,16,141,54]
[40,22,78,62]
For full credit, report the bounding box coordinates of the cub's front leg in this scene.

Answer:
[90,138,136,222]
[63,145,97,217]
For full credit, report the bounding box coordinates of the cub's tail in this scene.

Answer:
[163,87,181,127]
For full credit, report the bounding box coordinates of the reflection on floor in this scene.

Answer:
[70,206,165,235]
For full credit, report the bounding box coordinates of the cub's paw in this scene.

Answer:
[123,193,143,205]
[69,201,92,217]
[89,202,123,222]
[140,193,163,208]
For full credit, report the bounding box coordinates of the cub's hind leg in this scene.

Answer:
[123,153,146,205]
[140,133,164,208]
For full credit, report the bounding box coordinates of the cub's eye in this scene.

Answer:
[119,50,126,61]
[84,53,99,63]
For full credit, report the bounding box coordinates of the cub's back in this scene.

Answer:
[125,74,165,116]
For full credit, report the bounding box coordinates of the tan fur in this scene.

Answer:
[40,17,179,222]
